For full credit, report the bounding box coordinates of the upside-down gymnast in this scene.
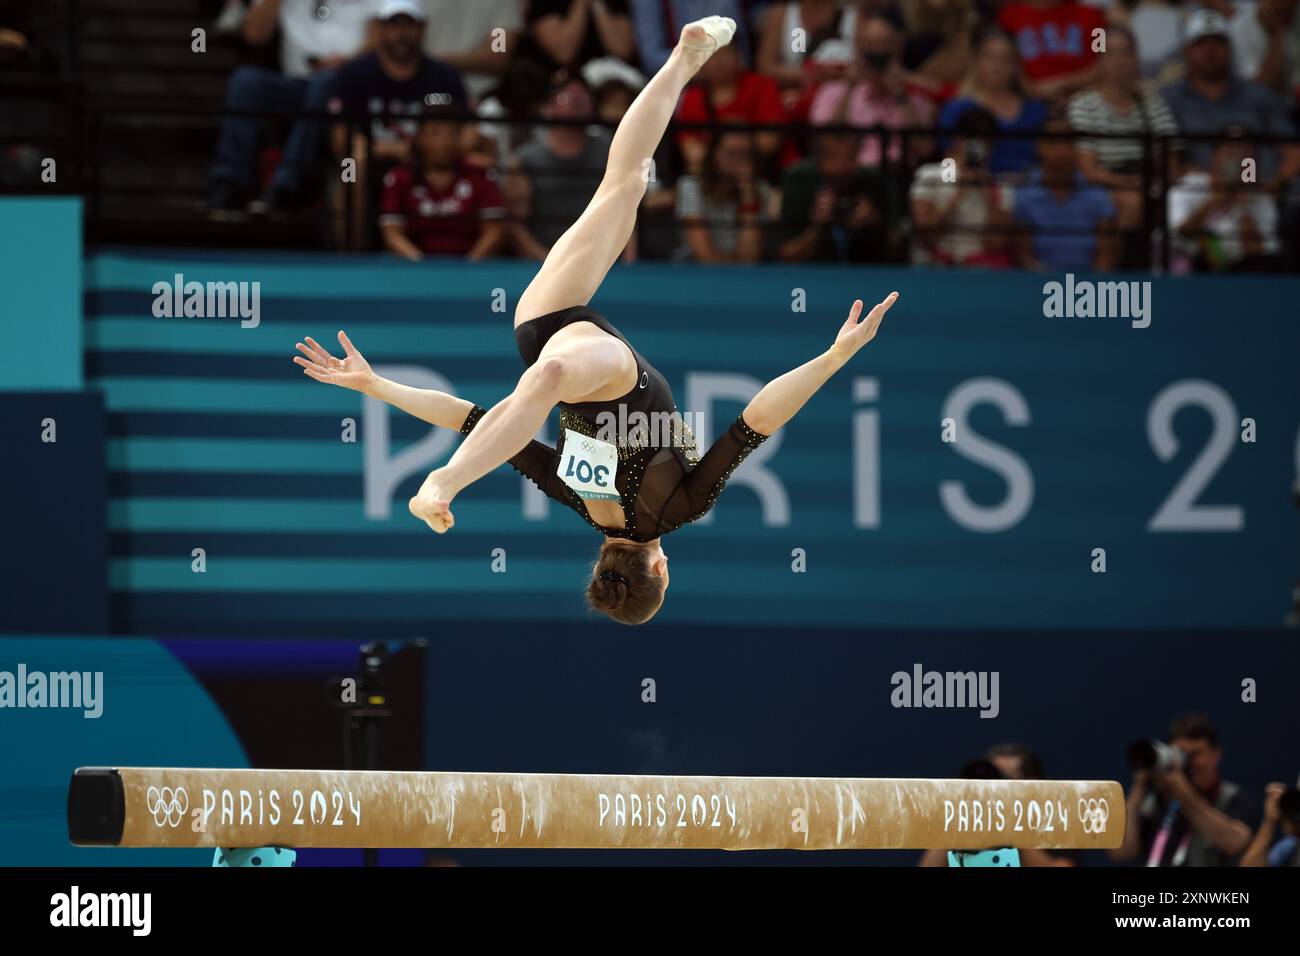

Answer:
[295,15,897,625]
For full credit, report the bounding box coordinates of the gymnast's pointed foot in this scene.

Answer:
[677,15,736,70]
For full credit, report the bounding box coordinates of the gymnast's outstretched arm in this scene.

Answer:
[365,376,476,430]
[294,330,603,533]
[292,331,474,430]
[740,293,898,435]
[294,331,581,514]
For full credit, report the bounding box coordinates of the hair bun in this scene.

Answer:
[588,550,663,625]
[590,578,627,611]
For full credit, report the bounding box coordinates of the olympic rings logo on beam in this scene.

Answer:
[145,786,189,828]
[1078,798,1109,833]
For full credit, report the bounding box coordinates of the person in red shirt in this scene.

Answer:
[997,0,1107,101]
[675,41,796,179]
[379,111,507,261]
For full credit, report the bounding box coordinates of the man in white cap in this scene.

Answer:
[328,0,469,245]
[1160,7,1297,186]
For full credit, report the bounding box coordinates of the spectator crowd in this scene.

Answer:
[7,0,1300,271]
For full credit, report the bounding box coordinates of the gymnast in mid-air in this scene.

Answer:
[295,15,897,624]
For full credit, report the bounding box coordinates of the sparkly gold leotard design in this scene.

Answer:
[459,306,769,543]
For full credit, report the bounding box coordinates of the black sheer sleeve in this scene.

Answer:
[661,414,769,529]
[459,405,584,512]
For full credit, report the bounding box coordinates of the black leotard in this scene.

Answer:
[459,305,769,543]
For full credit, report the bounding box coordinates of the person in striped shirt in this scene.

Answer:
[1067,25,1177,264]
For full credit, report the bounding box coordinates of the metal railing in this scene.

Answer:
[3,81,1297,273]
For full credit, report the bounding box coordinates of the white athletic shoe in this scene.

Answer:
[680,15,737,53]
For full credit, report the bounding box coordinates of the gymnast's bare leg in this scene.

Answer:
[408,16,738,533]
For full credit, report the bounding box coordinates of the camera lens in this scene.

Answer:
[1126,740,1158,770]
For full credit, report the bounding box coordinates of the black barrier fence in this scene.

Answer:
[2,79,1298,273]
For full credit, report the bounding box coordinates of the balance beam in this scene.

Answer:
[67,767,1123,850]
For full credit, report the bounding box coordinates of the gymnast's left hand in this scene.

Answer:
[831,292,898,362]
[409,475,455,534]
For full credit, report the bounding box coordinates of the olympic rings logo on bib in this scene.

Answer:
[558,428,621,501]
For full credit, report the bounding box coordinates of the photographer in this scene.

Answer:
[910,105,1013,267]
[1109,714,1256,867]
[777,131,900,263]
[1240,781,1300,867]
[1168,126,1284,274]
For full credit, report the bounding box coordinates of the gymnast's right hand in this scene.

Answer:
[293,330,376,393]
[831,292,897,362]
[409,473,455,534]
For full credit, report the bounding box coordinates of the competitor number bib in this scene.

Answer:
[557,428,620,501]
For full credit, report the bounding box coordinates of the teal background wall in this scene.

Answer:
[1,198,83,391]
